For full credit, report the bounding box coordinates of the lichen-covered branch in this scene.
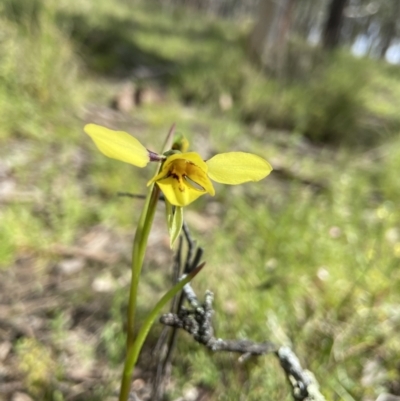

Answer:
[149,218,325,401]
[159,283,325,401]
[278,346,326,401]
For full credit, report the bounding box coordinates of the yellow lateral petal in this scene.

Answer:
[84,124,150,167]
[184,162,215,196]
[147,165,169,187]
[165,152,208,172]
[206,152,272,185]
[156,177,204,207]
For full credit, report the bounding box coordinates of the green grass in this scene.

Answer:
[1,0,400,400]
[162,135,400,400]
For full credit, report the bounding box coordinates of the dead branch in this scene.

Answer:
[155,221,325,401]
[160,287,325,401]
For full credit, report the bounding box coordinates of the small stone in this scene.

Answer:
[265,258,278,270]
[329,226,341,238]
[0,342,12,361]
[362,359,386,387]
[137,87,165,105]
[386,228,399,244]
[0,179,16,196]
[92,274,116,292]
[317,267,330,281]
[183,386,199,401]
[219,93,233,111]
[132,378,145,391]
[111,82,135,112]
[223,300,237,315]
[11,393,34,401]
[376,394,400,401]
[57,258,85,275]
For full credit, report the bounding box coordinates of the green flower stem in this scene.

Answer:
[119,183,159,401]
[126,183,160,346]
[119,263,204,401]
[119,126,177,401]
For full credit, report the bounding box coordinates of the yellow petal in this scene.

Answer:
[165,152,208,172]
[147,167,169,186]
[147,152,206,186]
[156,177,204,207]
[206,152,272,185]
[179,159,215,196]
[84,124,150,167]
[147,152,215,196]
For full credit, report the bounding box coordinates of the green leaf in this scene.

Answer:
[166,202,183,248]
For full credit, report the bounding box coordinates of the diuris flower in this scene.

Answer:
[147,152,214,207]
[84,124,272,207]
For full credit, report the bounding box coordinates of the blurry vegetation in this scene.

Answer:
[1,0,400,400]
[70,0,400,146]
[16,338,60,398]
[0,0,81,142]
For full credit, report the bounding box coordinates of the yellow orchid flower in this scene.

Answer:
[84,124,272,207]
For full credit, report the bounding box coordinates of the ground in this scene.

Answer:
[1,1,400,400]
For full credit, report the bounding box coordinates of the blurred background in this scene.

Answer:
[1,0,400,400]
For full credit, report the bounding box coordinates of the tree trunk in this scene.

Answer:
[378,1,400,59]
[322,0,348,50]
[248,0,277,62]
[248,0,296,72]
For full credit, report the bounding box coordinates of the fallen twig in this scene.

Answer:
[278,346,326,401]
[154,222,326,401]
[160,288,325,401]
